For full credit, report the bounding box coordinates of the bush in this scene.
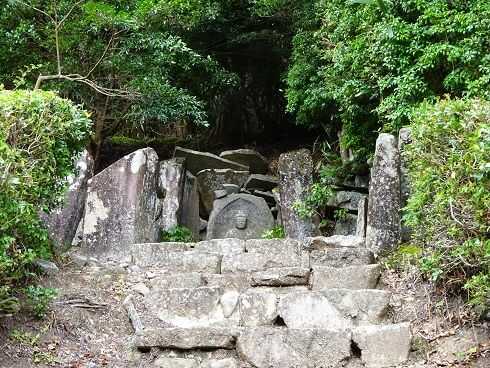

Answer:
[0,88,91,315]
[160,226,194,243]
[262,226,286,239]
[404,98,490,311]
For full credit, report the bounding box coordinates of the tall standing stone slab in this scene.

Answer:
[196,169,250,216]
[278,149,316,239]
[219,149,269,174]
[82,148,160,259]
[366,134,401,253]
[398,127,412,207]
[356,197,368,237]
[207,194,274,240]
[41,150,94,252]
[159,158,185,232]
[181,172,200,240]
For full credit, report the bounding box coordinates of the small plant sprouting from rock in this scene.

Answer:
[25,286,58,319]
[262,226,286,239]
[160,226,194,243]
[334,208,349,221]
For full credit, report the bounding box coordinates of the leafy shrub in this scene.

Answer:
[0,88,91,315]
[404,98,490,310]
[262,226,286,239]
[160,226,194,243]
[24,286,57,319]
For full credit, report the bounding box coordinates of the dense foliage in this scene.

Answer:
[0,89,91,315]
[404,98,490,310]
[258,0,490,158]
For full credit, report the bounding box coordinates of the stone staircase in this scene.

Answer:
[122,236,411,368]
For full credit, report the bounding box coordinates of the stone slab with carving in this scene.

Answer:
[207,194,274,240]
[159,158,185,232]
[220,149,269,174]
[196,169,249,216]
[82,148,159,259]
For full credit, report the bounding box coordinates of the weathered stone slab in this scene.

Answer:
[237,327,352,368]
[196,169,249,215]
[278,289,390,329]
[145,287,239,328]
[278,149,316,239]
[181,171,200,240]
[244,174,278,192]
[130,245,221,273]
[251,190,276,205]
[158,158,185,232]
[246,238,302,254]
[203,274,252,291]
[207,194,274,240]
[175,147,248,175]
[150,273,205,290]
[327,191,367,211]
[222,250,307,273]
[132,327,237,350]
[201,358,239,368]
[82,148,160,259]
[306,235,365,250]
[251,267,310,287]
[334,213,358,236]
[353,323,411,368]
[220,149,269,174]
[154,357,199,368]
[366,133,401,253]
[356,197,368,237]
[311,265,381,290]
[41,150,94,252]
[309,247,374,268]
[398,127,412,207]
[196,239,246,256]
[239,290,278,326]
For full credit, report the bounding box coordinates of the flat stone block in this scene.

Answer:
[353,323,411,368]
[154,357,199,368]
[222,252,306,273]
[239,290,278,326]
[278,289,390,329]
[251,267,310,287]
[197,239,246,256]
[132,327,238,350]
[311,265,381,290]
[237,327,352,368]
[309,247,374,268]
[130,246,221,273]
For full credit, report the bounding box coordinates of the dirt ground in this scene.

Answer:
[0,260,489,368]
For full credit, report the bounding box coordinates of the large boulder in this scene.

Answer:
[207,194,274,240]
[278,149,316,239]
[174,147,248,175]
[82,148,160,259]
[220,149,269,174]
[41,150,94,252]
[196,169,249,216]
[366,134,401,253]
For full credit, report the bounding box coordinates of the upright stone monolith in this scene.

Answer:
[278,149,316,239]
[181,172,200,240]
[41,150,94,252]
[82,148,160,259]
[158,158,186,232]
[366,134,401,253]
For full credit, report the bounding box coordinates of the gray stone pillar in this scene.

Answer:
[366,134,401,253]
[278,149,316,239]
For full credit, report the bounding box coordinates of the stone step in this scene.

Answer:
[130,244,222,273]
[237,327,352,368]
[310,264,381,290]
[131,286,391,329]
[310,247,375,267]
[133,324,411,368]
